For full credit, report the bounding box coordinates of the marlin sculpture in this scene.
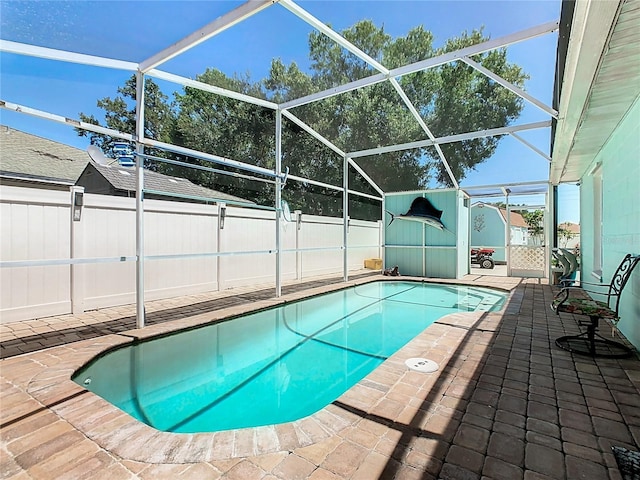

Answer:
[386,196,449,232]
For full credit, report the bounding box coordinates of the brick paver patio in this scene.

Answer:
[1,273,639,479]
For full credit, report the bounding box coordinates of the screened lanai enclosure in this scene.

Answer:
[0,0,563,327]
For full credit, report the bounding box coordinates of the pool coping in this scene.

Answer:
[21,276,516,464]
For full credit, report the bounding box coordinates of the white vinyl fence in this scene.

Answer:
[0,185,382,323]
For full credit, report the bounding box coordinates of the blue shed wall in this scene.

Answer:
[470,205,507,262]
[385,190,464,278]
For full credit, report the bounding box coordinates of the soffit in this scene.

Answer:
[551,0,640,184]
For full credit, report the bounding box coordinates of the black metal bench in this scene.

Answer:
[551,253,640,358]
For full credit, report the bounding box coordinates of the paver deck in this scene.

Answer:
[1,273,639,479]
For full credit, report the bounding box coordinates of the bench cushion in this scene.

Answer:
[555,297,616,319]
[552,287,616,319]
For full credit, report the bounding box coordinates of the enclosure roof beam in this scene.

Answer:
[0,40,138,71]
[143,138,286,180]
[279,111,384,197]
[510,132,552,161]
[280,73,388,110]
[286,173,342,192]
[280,110,345,156]
[0,100,135,141]
[285,172,381,201]
[347,158,385,197]
[137,152,277,185]
[279,111,387,197]
[460,56,558,119]
[462,179,549,193]
[348,189,383,201]
[279,0,390,75]
[390,21,559,78]
[389,78,459,188]
[279,21,558,110]
[347,120,551,159]
[139,0,278,73]
[148,69,278,109]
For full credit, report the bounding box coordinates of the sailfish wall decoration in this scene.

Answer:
[386,196,449,232]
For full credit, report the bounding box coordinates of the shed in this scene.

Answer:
[470,202,529,263]
[384,190,469,279]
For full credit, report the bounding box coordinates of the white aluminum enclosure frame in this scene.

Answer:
[0,0,560,328]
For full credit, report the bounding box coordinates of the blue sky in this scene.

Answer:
[0,0,578,221]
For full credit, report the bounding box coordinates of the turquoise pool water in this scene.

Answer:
[73,281,505,433]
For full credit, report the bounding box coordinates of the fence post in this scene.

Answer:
[295,210,302,280]
[217,203,226,290]
[70,185,85,314]
[378,220,383,263]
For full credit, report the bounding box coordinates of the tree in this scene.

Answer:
[558,224,576,247]
[79,20,528,217]
[265,22,527,188]
[77,75,174,165]
[429,31,527,184]
[521,209,544,245]
[170,69,276,202]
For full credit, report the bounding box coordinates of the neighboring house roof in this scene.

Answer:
[559,222,580,234]
[0,125,251,204]
[0,125,88,184]
[498,208,528,229]
[82,162,250,204]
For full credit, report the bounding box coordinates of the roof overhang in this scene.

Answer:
[462,180,549,199]
[550,0,640,184]
[0,171,75,186]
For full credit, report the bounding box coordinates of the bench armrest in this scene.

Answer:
[557,281,608,294]
[568,280,607,289]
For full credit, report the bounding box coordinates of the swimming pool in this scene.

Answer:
[73,281,505,433]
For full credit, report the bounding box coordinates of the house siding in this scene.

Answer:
[580,96,640,349]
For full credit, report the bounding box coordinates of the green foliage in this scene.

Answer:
[78,20,528,218]
[558,225,576,247]
[169,69,276,200]
[520,209,545,245]
[264,22,527,189]
[77,76,173,163]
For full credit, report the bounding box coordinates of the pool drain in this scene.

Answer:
[405,357,439,373]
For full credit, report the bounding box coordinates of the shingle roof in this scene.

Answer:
[0,125,252,204]
[88,163,251,204]
[498,208,528,228]
[0,126,88,183]
[559,222,580,234]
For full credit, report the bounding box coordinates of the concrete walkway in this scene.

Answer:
[1,273,639,479]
